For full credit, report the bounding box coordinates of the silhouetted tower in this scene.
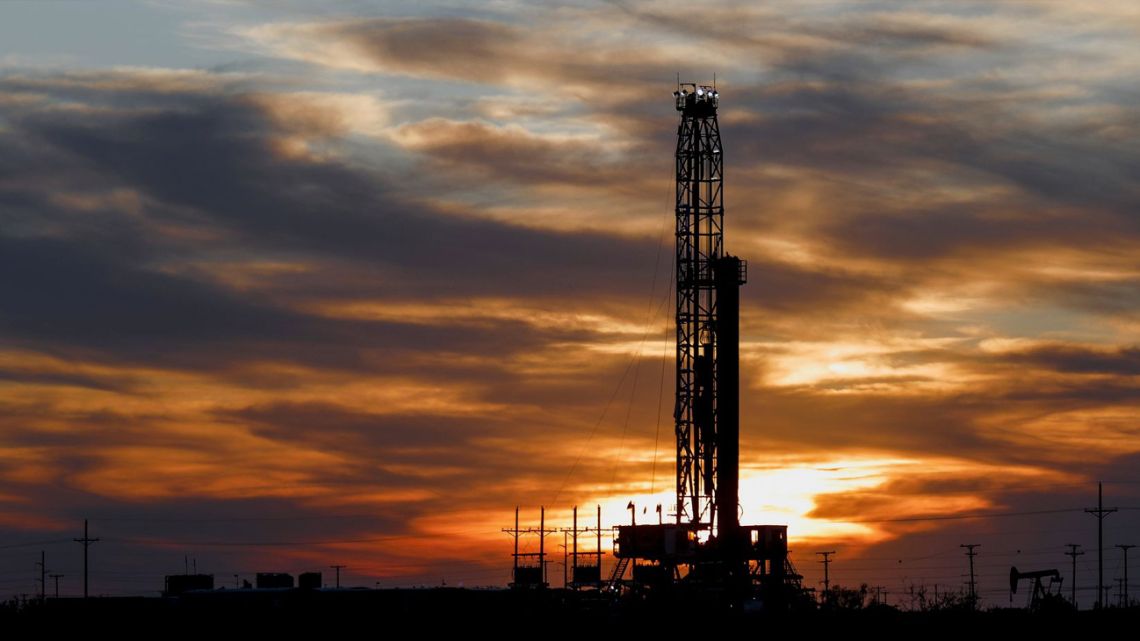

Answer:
[611,83,787,604]
[1064,543,1084,607]
[670,79,743,542]
[1117,544,1134,607]
[1086,482,1116,608]
[36,550,45,603]
[672,81,736,534]
[670,81,756,594]
[961,544,980,607]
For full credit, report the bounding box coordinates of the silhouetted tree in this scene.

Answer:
[827,583,869,610]
[922,588,975,613]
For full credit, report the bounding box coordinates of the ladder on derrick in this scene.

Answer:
[608,557,631,589]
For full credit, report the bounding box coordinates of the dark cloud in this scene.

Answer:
[1000,344,1140,376]
[745,388,996,459]
[391,117,657,192]
[278,16,671,91]
[1032,278,1140,318]
[742,257,900,315]
[0,232,613,374]
[0,367,132,393]
[221,401,546,485]
[820,203,1134,262]
[329,18,523,84]
[0,77,662,303]
[721,81,1140,265]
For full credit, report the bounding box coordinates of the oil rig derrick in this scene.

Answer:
[611,83,790,605]
[506,83,794,606]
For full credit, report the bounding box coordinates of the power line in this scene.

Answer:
[548,348,639,508]
[649,260,674,496]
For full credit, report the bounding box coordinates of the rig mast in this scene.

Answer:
[674,82,732,530]
[612,83,789,604]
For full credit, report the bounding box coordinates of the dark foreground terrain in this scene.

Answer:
[4,588,1137,636]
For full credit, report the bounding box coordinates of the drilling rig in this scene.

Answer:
[612,83,791,606]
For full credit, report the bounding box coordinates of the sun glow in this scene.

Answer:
[537,454,1074,553]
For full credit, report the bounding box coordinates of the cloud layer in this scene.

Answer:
[0,0,1137,603]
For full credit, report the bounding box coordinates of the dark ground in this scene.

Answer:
[3,588,1137,636]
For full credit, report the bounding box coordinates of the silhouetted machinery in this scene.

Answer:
[1010,566,1063,610]
[610,84,795,606]
[164,574,214,597]
[298,572,322,590]
[256,572,295,589]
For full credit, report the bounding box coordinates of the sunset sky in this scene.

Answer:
[1,1,1137,606]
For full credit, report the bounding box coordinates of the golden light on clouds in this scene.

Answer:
[752,338,965,391]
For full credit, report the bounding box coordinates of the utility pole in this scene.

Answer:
[596,504,602,584]
[1117,544,1134,607]
[817,551,836,606]
[572,506,578,586]
[49,574,63,598]
[35,547,45,602]
[330,565,346,588]
[74,519,99,599]
[1085,482,1117,608]
[540,506,546,586]
[960,544,980,608]
[562,531,568,589]
[1064,544,1084,607]
[502,506,556,589]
